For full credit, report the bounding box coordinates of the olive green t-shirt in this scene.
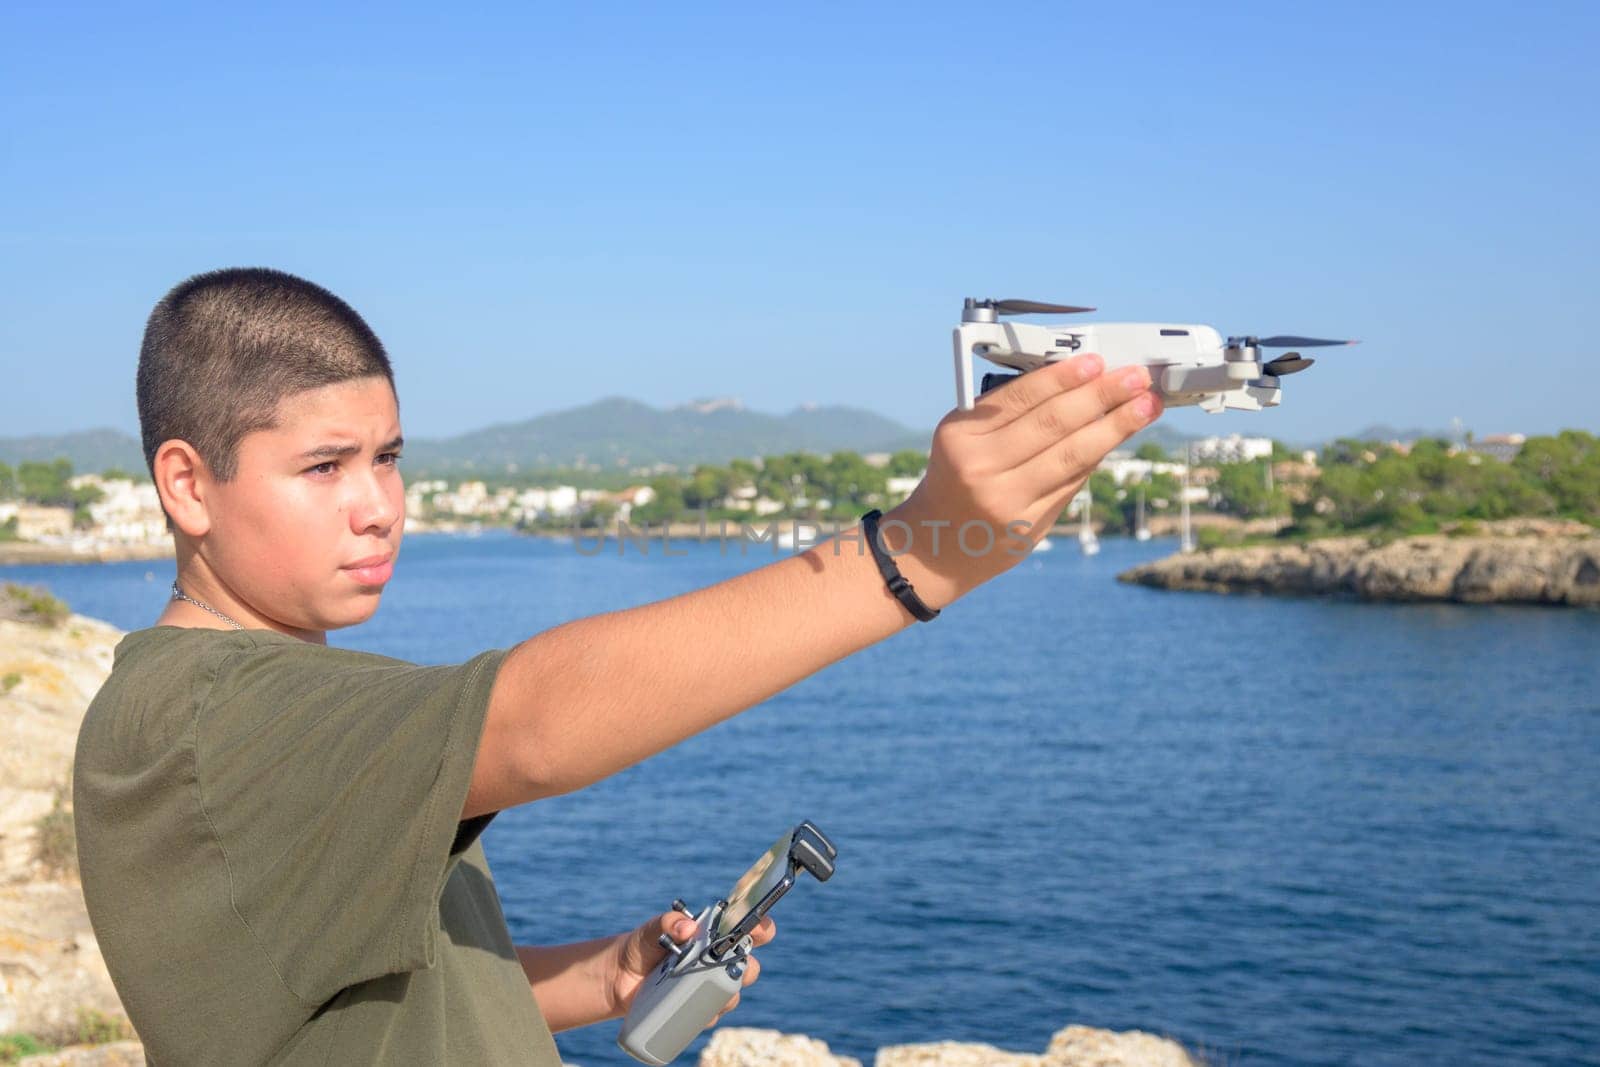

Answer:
[73,626,563,1066]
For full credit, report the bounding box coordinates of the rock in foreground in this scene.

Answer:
[16,1042,144,1066]
[699,1026,1198,1067]
[0,608,129,1046]
[1118,533,1600,606]
[699,1028,863,1066]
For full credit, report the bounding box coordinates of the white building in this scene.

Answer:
[432,480,490,516]
[608,485,656,523]
[1188,434,1273,464]
[63,475,169,544]
[3,504,74,540]
[1100,455,1188,486]
[512,485,580,520]
[1468,433,1527,463]
[885,474,923,502]
[721,486,786,516]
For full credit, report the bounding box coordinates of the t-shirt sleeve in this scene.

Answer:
[192,638,512,1006]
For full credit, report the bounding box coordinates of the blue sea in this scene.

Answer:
[12,530,1599,1066]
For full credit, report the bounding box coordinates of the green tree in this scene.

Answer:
[0,461,16,499]
[1083,470,1124,530]
[1134,442,1169,462]
[1212,461,1288,519]
[17,458,74,505]
[575,499,619,530]
[630,477,687,525]
[1319,438,1384,467]
[886,449,928,478]
[1513,430,1600,519]
[755,452,826,513]
[682,465,733,510]
[817,451,887,518]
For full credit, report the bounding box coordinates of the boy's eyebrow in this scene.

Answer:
[298,435,405,460]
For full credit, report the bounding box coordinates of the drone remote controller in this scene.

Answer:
[617,822,837,1066]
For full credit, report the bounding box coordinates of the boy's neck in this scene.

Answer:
[163,545,327,644]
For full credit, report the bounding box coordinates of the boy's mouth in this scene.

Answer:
[343,554,395,586]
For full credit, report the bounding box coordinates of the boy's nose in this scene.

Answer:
[350,475,400,533]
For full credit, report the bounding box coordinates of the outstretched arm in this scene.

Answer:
[465,353,1159,814]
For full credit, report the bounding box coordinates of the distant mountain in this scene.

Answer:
[400,396,931,474]
[0,400,930,477]
[0,429,145,473]
[1123,424,1199,454]
[1344,424,1455,445]
[15,402,1463,478]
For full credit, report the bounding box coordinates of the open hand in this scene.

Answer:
[888,352,1161,605]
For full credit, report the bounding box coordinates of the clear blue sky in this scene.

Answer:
[3,2,1596,445]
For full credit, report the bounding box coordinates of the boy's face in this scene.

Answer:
[201,375,405,634]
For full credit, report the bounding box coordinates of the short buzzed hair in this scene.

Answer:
[137,268,396,490]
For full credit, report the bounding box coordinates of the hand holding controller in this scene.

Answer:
[617,822,837,1066]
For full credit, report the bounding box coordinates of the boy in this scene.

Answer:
[73,268,1160,1064]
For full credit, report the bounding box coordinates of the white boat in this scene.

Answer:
[777,521,821,550]
[1179,446,1196,553]
[1076,489,1100,556]
[1031,536,1054,553]
[1135,486,1152,542]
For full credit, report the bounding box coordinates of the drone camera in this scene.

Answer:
[980,372,1020,397]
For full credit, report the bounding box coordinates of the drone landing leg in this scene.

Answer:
[953,328,977,410]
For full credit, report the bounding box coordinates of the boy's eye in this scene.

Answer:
[305,453,401,476]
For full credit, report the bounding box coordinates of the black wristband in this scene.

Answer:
[860,509,940,622]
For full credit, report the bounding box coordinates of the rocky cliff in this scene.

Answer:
[1118,525,1600,606]
[0,595,130,1057]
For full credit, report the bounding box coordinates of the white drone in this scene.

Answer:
[952,298,1357,413]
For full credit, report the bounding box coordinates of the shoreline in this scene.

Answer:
[1118,531,1600,607]
[516,512,1275,543]
[0,541,175,567]
[0,510,1270,567]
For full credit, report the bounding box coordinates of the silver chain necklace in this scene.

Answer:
[170,581,244,630]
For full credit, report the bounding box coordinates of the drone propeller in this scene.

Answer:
[1263,354,1315,377]
[1254,335,1357,348]
[991,299,1095,315]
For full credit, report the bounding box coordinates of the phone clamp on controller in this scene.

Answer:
[617,821,837,1065]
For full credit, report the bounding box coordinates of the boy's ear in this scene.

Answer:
[152,439,214,539]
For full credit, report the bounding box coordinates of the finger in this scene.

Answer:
[627,911,697,973]
[710,993,742,1027]
[749,915,776,948]
[740,955,762,988]
[969,353,1106,433]
[1016,391,1163,499]
[989,363,1153,471]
